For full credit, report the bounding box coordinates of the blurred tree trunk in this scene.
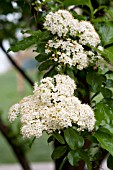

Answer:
[0,116,31,170]
[0,41,33,170]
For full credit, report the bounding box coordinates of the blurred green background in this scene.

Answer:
[0,69,53,163]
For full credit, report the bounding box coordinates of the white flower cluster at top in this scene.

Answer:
[44,10,79,37]
[8,74,95,138]
[44,10,104,70]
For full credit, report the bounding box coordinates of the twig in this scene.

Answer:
[0,41,34,87]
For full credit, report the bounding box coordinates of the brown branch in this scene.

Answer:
[0,116,31,170]
[0,41,34,87]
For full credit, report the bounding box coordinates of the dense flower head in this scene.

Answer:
[8,103,20,122]
[43,10,79,37]
[44,10,100,47]
[43,9,104,70]
[45,38,88,70]
[78,21,100,47]
[8,74,96,138]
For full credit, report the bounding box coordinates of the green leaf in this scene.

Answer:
[99,124,113,136]
[105,70,113,75]
[77,88,86,98]
[36,43,46,53]
[67,150,81,166]
[41,30,50,41]
[64,0,94,19]
[63,0,92,9]
[102,98,113,109]
[29,137,36,148]
[106,9,113,18]
[78,136,84,148]
[22,30,42,37]
[47,135,54,143]
[94,131,113,156]
[105,79,113,88]
[43,66,58,77]
[51,146,67,160]
[107,154,113,170]
[78,150,92,170]
[71,11,86,20]
[101,87,112,98]
[53,132,65,145]
[9,36,36,52]
[64,128,78,150]
[101,47,113,63]
[64,128,84,150]
[95,102,113,125]
[38,60,56,71]
[66,67,75,79]
[96,22,113,46]
[9,30,42,52]
[97,0,110,5]
[86,72,104,92]
[35,53,50,62]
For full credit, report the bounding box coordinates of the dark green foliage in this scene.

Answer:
[35,53,51,62]
[95,22,113,46]
[53,132,65,145]
[94,131,113,156]
[63,0,93,11]
[100,87,112,98]
[67,150,81,166]
[99,124,113,136]
[38,60,56,71]
[9,36,37,52]
[51,146,67,160]
[29,137,36,148]
[86,72,105,92]
[47,135,54,143]
[66,67,75,79]
[64,128,84,150]
[105,79,113,88]
[95,101,113,125]
[107,154,113,170]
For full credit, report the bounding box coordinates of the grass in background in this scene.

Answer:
[0,70,32,120]
[0,69,53,163]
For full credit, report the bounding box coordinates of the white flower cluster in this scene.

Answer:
[44,10,100,47]
[8,74,95,138]
[8,103,20,122]
[78,21,100,47]
[45,38,88,70]
[44,10,104,69]
[43,9,79,37]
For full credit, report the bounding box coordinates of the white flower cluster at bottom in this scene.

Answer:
[8,74,95,138]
